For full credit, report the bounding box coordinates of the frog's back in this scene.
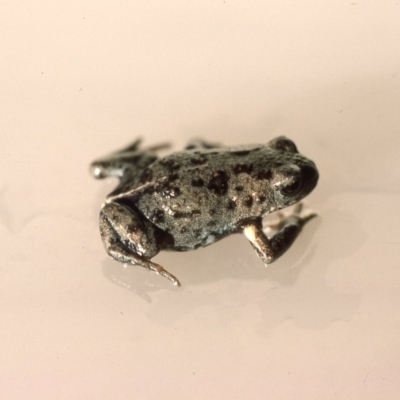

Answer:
[126,145,278,250]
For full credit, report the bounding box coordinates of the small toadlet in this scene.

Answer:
[90,136,319,286]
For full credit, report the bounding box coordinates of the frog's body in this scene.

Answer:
[91,137,319,286]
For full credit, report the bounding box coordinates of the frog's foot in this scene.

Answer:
[286,203,317,227]
[244,203,317,265]
[99,202,181,286]
[136,258,181,286]
[118,253,181,286]
[185,138,220,150]
[264,203,317,232]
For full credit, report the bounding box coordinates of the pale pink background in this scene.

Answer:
[1,1,400,399]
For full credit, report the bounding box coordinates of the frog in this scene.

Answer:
[90,136,319,286]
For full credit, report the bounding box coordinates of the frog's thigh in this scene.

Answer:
[99,202,181,285]
[100,202,159,259]
[243,216,307,265]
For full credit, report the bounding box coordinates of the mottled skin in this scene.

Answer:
[91,137,319,286]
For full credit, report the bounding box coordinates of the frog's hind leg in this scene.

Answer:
[99,201,181,286]
[243,204,317,265]
[185,138,220,150]
[90,138,170,180]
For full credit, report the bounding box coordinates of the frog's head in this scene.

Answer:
[267,137,319,211]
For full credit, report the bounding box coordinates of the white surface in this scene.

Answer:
[2,1,400,399]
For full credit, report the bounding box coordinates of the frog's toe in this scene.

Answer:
[300,211,318,223]
[292,202,318,220]
[147,260,181,286]
[293,202,304,214]
[286,203,318,228]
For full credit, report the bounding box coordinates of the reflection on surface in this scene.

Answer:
[102,205,363,333]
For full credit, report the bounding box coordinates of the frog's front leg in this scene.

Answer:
[90,139,170,180]
[243,204,316,265]
[99,202,181,286]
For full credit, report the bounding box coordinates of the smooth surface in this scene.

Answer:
[1,1,400,399]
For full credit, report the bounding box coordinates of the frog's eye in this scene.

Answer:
[280,176,302,196]
[269,137,298,153]
[275,164,302,196]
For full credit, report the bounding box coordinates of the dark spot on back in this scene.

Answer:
[144,186,156,195]
[172,210,201,219]
[244,195,253,208]
[151,209,165,224]
[256,194,266,204]
[232,150,251,156]
[108,237,118,245]
[233,164,253,174]
[190,155,208,165]
[256,170,272,180]
[169,173,179,182]
[166,187,181,197]
[191,178,204,187]
[193,229,202,238]
[126,224,137,234]
[139,168,153,183]
[160,159,181,171]
[227,199,236,210]
[235,185,244,192]
[208,170,229,196]
[171,211,185,219]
